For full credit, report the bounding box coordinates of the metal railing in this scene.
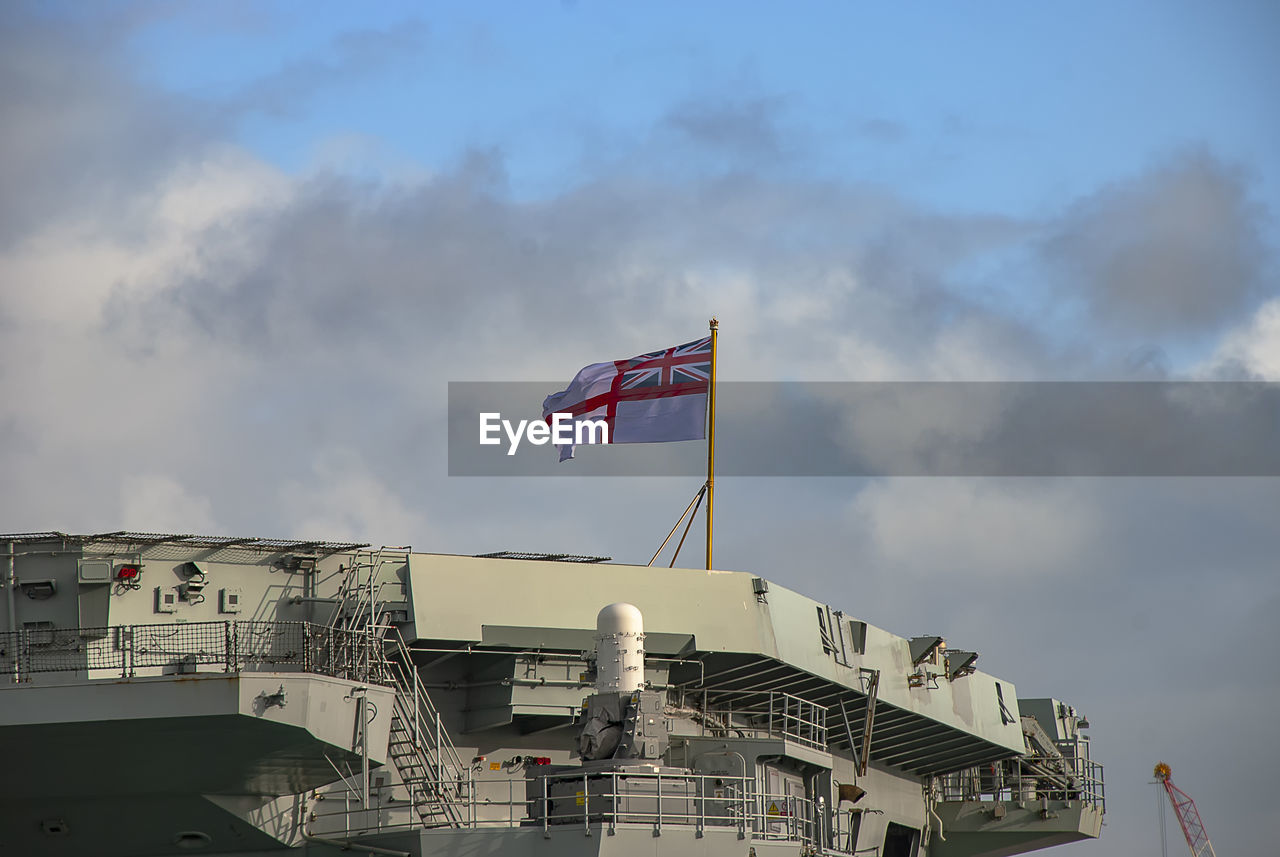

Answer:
[0,620,379,683]
[307,769,853,852]
[535,769,825,846]
[675,688,829,751]
[939,747,1105,812]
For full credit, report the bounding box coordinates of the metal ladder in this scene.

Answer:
[326,547,472,829]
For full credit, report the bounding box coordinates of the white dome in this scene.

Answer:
[594,602,646,693]
[596,602,644,637]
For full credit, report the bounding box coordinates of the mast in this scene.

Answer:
[705,317,718,570]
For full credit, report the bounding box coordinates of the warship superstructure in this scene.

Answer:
[1,532,1104,856]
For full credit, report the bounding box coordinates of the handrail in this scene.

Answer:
[318,550,474,831]
[307,766,885,854]
[675,687,829,750]
[381,629,469,779]
[529,769,848,849]
[938,752,1106,811]
[340,625,473,829]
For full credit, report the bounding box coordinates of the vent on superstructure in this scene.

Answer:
[475,551,611,563]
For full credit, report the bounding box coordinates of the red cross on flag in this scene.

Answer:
[542,336,712,461]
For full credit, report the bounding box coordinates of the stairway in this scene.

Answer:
[377,631,471,828]
[325,547,472,829]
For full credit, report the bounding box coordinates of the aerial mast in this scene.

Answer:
[1154,762,1217,857]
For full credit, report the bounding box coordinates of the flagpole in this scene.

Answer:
[706,317,718,570]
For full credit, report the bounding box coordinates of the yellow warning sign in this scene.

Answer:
[768,802,780,816]
[489,762,501,771]
[575,790,586,806]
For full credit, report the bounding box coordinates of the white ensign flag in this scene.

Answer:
[541,337,712,461]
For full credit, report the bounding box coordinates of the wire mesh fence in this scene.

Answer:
[0,620,378,683]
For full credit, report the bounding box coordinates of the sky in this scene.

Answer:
[2,1,1278,854]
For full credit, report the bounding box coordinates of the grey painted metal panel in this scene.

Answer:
[1,672,394,796]
[405,553,1025,766]
[931,801,1105,857]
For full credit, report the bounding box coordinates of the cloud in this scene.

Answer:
[1043,150,1270,337]
[283,447,429,547]
[120,474,219,535]
[663,95,790,161]
[223,21,429,120]
[845,478,1101,580]
[1204,297,1280,379]
[0,3,218,246]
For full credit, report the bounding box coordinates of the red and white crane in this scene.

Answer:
[1154,762,1217,857]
